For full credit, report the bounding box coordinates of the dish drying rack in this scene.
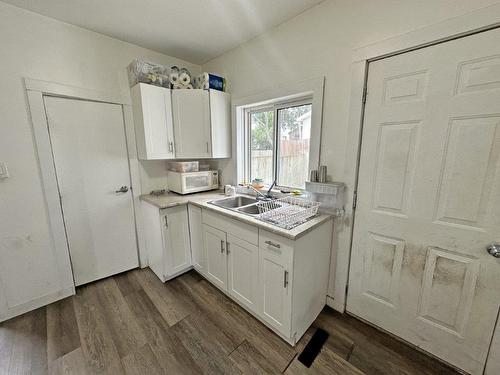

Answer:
[256,196,320,229]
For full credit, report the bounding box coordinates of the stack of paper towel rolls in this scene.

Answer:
[170,66,193,89]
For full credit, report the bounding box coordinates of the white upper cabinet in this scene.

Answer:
[132,85,231,160]
[209,90,231,158]
[172,89,212,159]
[131,83,175,160]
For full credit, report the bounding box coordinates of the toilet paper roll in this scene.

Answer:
[170,72,179,84]
[179,72,191,85]
[172,83,193,90]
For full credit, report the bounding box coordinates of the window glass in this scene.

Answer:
[277,104,312,189]
[250,110,274,185]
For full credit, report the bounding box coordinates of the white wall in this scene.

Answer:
[202,0,500,304]
[0,2,199,318]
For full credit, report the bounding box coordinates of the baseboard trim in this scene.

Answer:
[326,295,345,313]
[0,286,75,322]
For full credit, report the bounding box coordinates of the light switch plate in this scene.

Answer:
[0,162,9,179]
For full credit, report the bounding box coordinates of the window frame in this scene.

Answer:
[244,97,313,189]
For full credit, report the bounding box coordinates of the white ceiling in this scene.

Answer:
[2,0,324,64]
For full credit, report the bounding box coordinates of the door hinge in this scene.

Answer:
[345,283,349,295]
[352,191,358,210]
[362,86,368,104]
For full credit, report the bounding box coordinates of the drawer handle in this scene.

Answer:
[284,270,289,288]
[265,240,280,249]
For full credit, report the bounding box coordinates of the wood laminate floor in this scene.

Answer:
[0,268,460,374]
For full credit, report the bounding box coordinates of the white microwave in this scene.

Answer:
[167,170,219,194]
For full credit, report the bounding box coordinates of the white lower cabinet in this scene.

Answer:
[201,208,333,345]
[258,233,293,337]
[227,234,260,314]
[143,201,332,345]
[188,205,205,274]
[203,224,228,290]
[142,202,192,282]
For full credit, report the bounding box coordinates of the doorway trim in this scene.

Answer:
[25,79,146,296]
[332,3,500,314]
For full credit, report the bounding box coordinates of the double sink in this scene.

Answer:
[210,195,261,216]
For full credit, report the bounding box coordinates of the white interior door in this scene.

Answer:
[44,96,138,286]
[348,28,500,375]
[485,318,500,375]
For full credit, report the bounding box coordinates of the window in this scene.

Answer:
[245,99,312,189]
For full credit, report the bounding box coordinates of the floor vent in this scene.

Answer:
[297,328,329,368]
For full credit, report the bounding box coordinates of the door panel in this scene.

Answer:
[348,28,500,375]
[227,234,259,313]
[171,89,211,158]
[188,205,205,274]
[44,97,138,286]
[203,224,227,290]
[485,320,500,374]
[258,245,291,337]
[163,206,191,276]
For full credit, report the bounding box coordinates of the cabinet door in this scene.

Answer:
[203,224,227,290]
[131,83,175,160]
[188,204,205,274]
[162,205,192,277]
[171,89,211,158]
[258,244,292,337]
[227,234,259,313]
[209,90,231,158]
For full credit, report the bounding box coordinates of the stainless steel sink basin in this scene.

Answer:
[237,204,260,215]
[211,196,258,209]
[209,195,263,217]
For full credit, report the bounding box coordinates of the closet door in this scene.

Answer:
[45,97,138,286]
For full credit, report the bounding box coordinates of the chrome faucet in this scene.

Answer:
[247,180,276,200]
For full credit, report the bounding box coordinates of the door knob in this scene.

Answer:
[115,186,129,193]
[487,244,500,258]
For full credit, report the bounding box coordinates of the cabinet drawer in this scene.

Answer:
[259,230,294,265]
[202,209,258,245]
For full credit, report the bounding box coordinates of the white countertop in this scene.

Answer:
[140,191,333,240]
